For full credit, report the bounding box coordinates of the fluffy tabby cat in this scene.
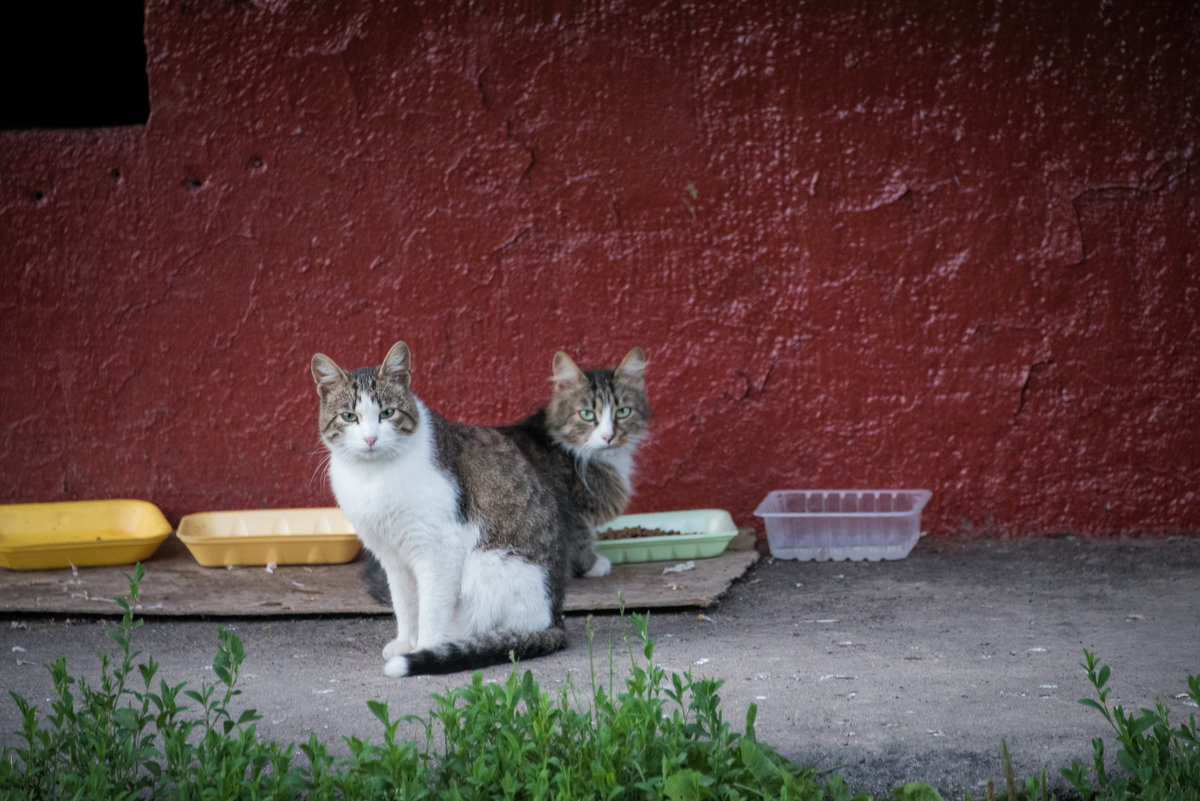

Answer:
[310,342,650,676]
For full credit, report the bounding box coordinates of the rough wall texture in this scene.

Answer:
[2,0,1198,537]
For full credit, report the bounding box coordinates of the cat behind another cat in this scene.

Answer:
[311,342,650,676]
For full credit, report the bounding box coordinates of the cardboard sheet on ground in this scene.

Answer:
[0,534,759,617]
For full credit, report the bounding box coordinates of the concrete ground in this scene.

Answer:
[3,536,1198,799]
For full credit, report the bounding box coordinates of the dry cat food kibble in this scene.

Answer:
[598,526,687,541]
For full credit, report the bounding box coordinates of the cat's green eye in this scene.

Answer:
[380,408,396,420]
[615,406,632,419]
[340,412,358,423]
[579,409,596,422]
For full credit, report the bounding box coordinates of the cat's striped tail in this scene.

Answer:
[384,626,567,677]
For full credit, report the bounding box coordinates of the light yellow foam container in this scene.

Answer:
[594,509,738,564]
[177,507,362,567]
[0,500,172,570]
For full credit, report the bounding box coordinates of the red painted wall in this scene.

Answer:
[2,1,1198,538]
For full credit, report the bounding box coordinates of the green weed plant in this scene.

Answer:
[2,564,882,800]
[11,565,1190,800]
[1058,651,1199,801]
[965,654,1200,801]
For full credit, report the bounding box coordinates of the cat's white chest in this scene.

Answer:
[599,447,636,492]
[328,419,462,552]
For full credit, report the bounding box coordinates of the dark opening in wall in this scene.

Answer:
[0,0,150,130]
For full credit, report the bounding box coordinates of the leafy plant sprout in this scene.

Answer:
[0,565,873,800]
[4,565,1194,800]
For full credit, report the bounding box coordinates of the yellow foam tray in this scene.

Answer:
[594,509,739,564]
[177,508,362,567]
[0,500,172,571]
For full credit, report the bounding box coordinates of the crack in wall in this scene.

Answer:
[1015,359,1055,419]
[490,224,534,258]
[1069,155,1195,267]
[470,65,537,183]
[476,67,492,111]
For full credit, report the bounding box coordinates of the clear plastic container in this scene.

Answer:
[753,490,931,561]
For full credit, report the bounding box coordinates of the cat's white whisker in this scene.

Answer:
[306,447,334,491]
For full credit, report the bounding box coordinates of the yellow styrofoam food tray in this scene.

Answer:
[177,508,362,567]
[594,509,738,564]
[0,499,172,570]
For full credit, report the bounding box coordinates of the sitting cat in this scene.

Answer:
[494,347,653,580]
[310,342,650,676]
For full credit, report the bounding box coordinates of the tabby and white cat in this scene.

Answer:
[310,342,650,676]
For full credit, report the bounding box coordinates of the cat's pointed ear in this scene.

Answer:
[552,351,586,390]
[379,341,411,388]
[615,347,647,382]
[311,353,347,397]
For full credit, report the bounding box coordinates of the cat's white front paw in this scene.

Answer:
[583,554,612,578]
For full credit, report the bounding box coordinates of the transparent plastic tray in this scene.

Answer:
[754,490,931,561]
[177,508,362,567]
[0,500,172,570]
[594,509,738,564]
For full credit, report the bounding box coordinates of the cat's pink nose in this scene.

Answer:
[601,433,613,443]
[364,436,378,447]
